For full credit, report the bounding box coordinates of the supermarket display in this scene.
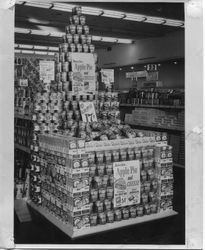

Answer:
[14,5,177,238]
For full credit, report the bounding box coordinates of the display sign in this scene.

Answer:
[136,70,147,78]
[101,69,114,84]
[79,101,97,122]
[18,79,28,87]
[146,71,159,81]
[126,72,138,79]
[72,53,96,94]
[113,160,140,208]
[39,60,55,83]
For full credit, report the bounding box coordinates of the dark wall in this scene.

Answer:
[113,59,184,90]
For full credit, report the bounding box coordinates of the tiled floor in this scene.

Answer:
[14,167,185,244]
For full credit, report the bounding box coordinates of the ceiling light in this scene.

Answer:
[15,28,133,44]
[124,13,146,22]
[28,18,50,25]
[34,45,48,50]
[35,51,48,55]
[131,66,134,69]
[163,19,184,27]
[102,10,125,19]
[20,49,34,54]
[15,49,21,53]
[119,68,122,71]
[24,1,52,8]
[51,3,75,12]
[48,47,59,51]
[174,61,178,64]
[145,16,165,24]
[82,6,103,16]
[18,44,33,49]
[47,52,55,56]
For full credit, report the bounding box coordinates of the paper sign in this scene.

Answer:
[40,60,55,83]
[79,102,97,122]
[101,69,114,84]
[18,79,28,87]
[126,72,138,79]
[146,71,159,81]
[72,53,96,94]
[113,160,140,208]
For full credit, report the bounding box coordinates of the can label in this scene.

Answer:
[66,33,73,43]
[83,25,89,35]
[73,34,79,44]
[77,25,83,34]
[72,15,79,25]
[69,24,76,34]
[62,62,69,72]
[70,43,76,52]
[62,43,68,52]
[80,35,86,44]
[80,16,86,25]
[59,52,65,62]
[83,44,88,53]
[86,35,92,44]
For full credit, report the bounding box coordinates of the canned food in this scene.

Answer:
[141,170,147,181]
[77,24,83,34]
[98,212,106,224]
[141,192,148,204]
[90,164,96,177]
[122,207,129,220]
[99,188,106,201]
[73,159,81,168]
[94,176,102,188]
[61,72,67,82]
[97,164,105,176]
[105,163,113,175]
[77,43,82,52]
[106,186,113,200]
[61,43,68,52]
[112,150,120,162]
[65,25,70,34]
[83,44,88,53]
[120,149,127,161]
[89,152,96,164]
[107,210,114,223]
[144,204,151,215]
[66,33,73,44]
[70,43,76,52]
[59,52,65,62]
[54,53,60,62]
[104,199,111,211]
[56,62,62,73]
[80,34,86,44]
[79,15,86,25]
[127,148,135,160]
[62,62,69,72]
[72,15,79,25]
[136,205,144,216]
[86,35,92,44]
[151,179,158,190]
[114,209,122,221]
[83,25,89,35]
[150,202,158,213]
[90,213,97,226]
[62,34,67,43]
[73,6,82,16]
[90,189,98,202]
[102,175,108,187]
[68,71,73,81]
[144,181,151,192]
[72,101,78,110]
[95,200,103,213]
[73,34,79,44]
[130,206,137,218]
[69,24,76,34]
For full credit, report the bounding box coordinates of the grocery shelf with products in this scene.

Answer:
[14,2,185,245]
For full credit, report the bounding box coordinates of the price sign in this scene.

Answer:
[113,160,140,208]
[79,102,97,122]
[40,60,55,83]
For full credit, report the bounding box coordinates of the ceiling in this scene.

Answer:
[15,2,184,50]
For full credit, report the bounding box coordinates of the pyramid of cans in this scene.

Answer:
[29,5,174,232]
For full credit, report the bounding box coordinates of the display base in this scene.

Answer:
[28,201,178,239]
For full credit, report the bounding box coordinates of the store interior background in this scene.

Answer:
[14,1,185,244]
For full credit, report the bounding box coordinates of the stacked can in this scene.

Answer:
[155,144,174,211]
[89,144,159,226]
[55,5,98,94]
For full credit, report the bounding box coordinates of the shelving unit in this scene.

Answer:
[120,104,184,109]
[128,123,184,132]
[28,201,178,239]
[15,113,32,120]
[15,143,30,153]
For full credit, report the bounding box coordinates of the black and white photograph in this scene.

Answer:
[0,0,203,249]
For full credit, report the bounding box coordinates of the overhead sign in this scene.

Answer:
[113,160,140,208]
[39,60,55,83]
[126,72,138,79]
[146,71,159,81]
[101,69,114,84]
[79,101,97,122]
[72,53,96,94]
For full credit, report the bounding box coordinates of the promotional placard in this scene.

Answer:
[79,102,97,122]
[113,160,140,208]
[101,69,114,84]
[72,53,96,94]
[39,60,55,83]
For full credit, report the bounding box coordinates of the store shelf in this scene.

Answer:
[120,104,184,109]
[15,143,30,153]
[28,201,178,239]
[128,123,184,132]
[15,113,32,120]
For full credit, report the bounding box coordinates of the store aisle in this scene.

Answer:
[14,167,185,245]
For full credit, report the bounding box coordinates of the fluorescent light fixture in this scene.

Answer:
[15,27,30,34]
[47,52,55,56]
[124,13,146,22]
[34,45,48,50]
[15,28,133,44]
[145,16,165,24]
[18,44,33,49]
[24,1,52,8]
[21,49,34,54]
[117,38,132,44]
[48,47,59,51]
[92,35,102,41]
[35,51,48,55]
[103,10,125,19]
[82,6,103,16]
[163,19,184,27]
[52,3,75,12]
[15,49,21,53]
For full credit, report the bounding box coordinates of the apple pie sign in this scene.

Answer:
[79,101,97,123]
[113,160,140,208]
